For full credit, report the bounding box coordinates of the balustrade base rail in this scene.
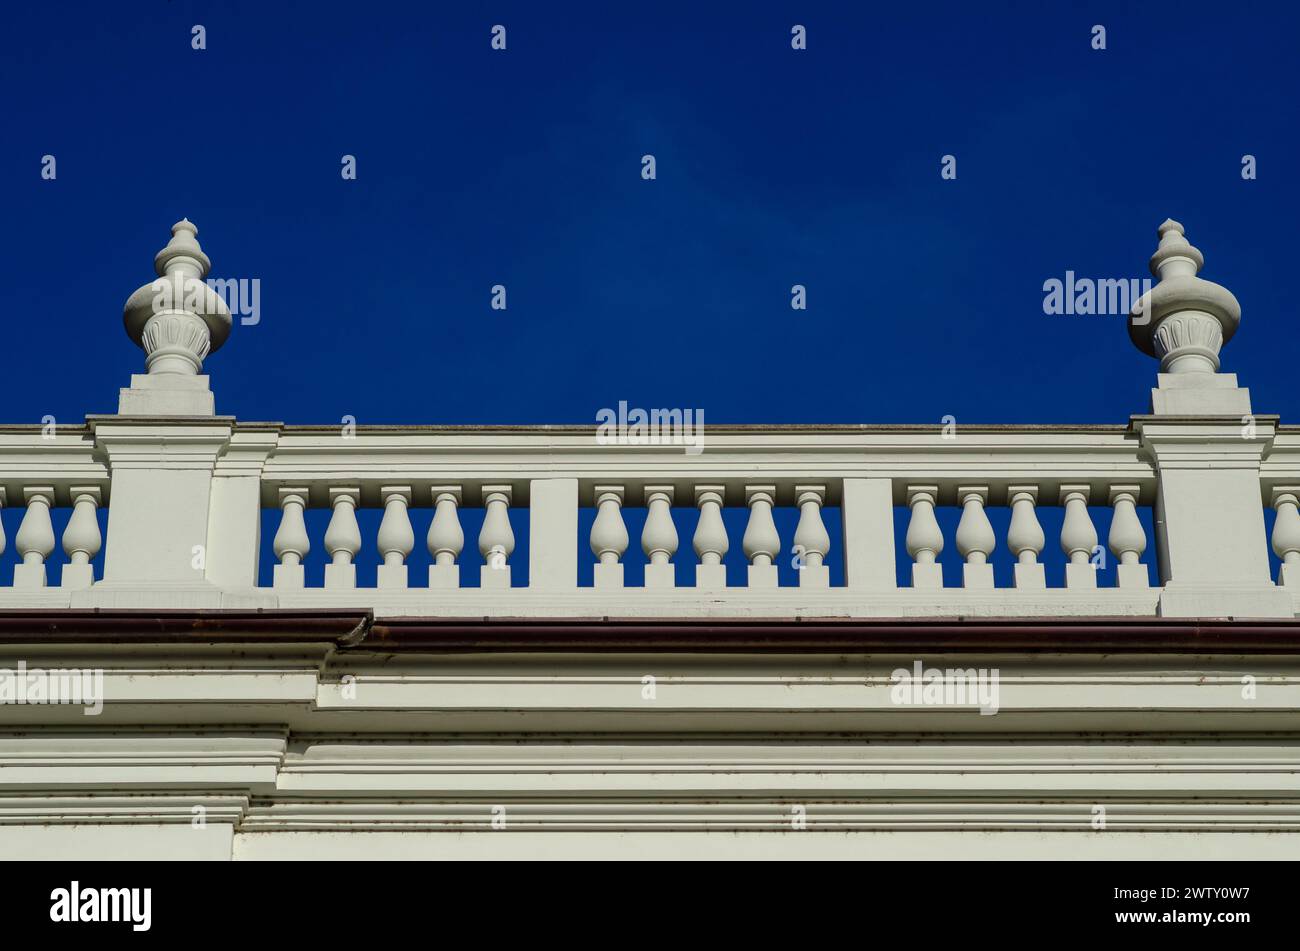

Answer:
[0,582,1177,620]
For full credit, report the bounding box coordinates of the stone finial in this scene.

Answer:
[1148,218,1204,278]
[122,219,231,376]
[1129,218,1241,374]
[153,218,212,277]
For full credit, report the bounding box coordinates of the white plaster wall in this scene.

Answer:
[231,830,1300,861]
[2,824,233,860]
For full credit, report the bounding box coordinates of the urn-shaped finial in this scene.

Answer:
[122,219,232,376]
[1129,219,1241,374]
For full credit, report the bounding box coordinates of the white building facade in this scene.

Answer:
[2,218,1299,859]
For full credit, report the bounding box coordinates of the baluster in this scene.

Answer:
[427,485,464,589]
[60,486,102,589]
[376,486,414,589]
[641,485,677,588]
[590,485,628,589]
[1006,485,1045,588]
[693,486,728,590]
[742,485,780,588]
[323,488,361,589]
[955,486,994,589]
[794,485,830,587]
[1108,485,1149,588]
[479,485,515,589]
[1059,485,1098,588]
[272,488,310,589]
[13,487,55,588]
[905,486,944,589]
[1272,487,1300,591]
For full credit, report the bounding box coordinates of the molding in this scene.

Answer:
[0,735,285,788]
[237,801,1300,833]
[4,610,1300,654]
[361,615,1300,654]
[0,794,247,825]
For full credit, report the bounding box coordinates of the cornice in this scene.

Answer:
[4,611,1300,656]
[237,800,1300,833]
[0,793,248,825]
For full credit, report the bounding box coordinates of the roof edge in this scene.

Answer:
[2,611,1299,654]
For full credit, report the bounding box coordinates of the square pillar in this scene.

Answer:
[841,478,897,591]
[94,421,233,595]
[528,479,578,591]
[205,428,278,590]
[1134,417,1292,617]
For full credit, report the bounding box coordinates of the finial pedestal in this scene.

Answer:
[1129,219,1251,415]
[118,219,231,416]
[1128,219,1290,617]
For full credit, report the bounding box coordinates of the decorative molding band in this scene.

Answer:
[237,800,1300,833]
[0,794,247,825]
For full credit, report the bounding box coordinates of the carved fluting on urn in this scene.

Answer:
[123,219,232,376]
[1129,219,1241,374]
[139,311,214,374]
[1151,313,1223,372]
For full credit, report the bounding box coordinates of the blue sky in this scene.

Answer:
[1,1,1295,587]
[2,0,1295,427]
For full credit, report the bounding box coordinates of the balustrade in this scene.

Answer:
[244,476,1169,595]
[898,483,1155,590]
[1,215,1293,620]
[0,436,1290,608]
[0,484,109,589]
